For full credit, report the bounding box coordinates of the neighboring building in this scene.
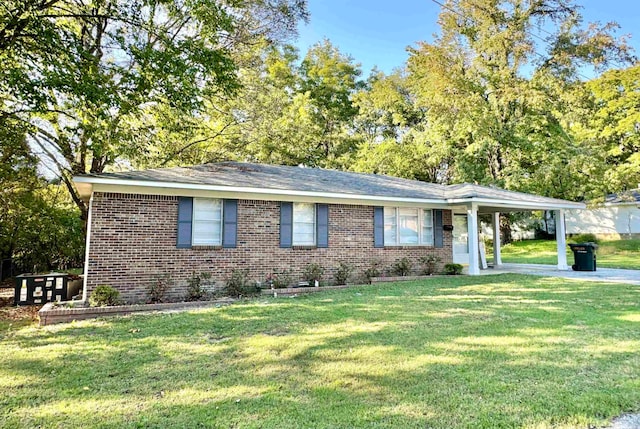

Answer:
[74,162,584,303]
[566,190,640,239]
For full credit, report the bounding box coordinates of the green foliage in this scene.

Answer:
[266,269,293,289]
[333,262,353,286]
[403,0,633,198]
[363,260,382,283]
[391,257,413,277]
[569,233,600,244]
[224,269,260,298]
[186,272,213,301]
[302,263,324,285]
[0,0,308,217]
[419,255,442,275]
[148,275,171,304]
[0,122,83,275]
[89,285,121,307]
[443,263,464,276]
[1,176,85,275]
[578,65,640,193]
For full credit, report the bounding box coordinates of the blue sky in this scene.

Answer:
[296,0,640,75]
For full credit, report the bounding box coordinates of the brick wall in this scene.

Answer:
[87,193,453,303]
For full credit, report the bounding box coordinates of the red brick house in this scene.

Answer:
[74,162,584,303]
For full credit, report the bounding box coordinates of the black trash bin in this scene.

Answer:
[14,273,68,305]
[568,243,598,271]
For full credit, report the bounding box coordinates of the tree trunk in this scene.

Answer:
[500,214,513,245]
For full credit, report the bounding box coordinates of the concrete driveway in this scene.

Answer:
[481,263,640,285]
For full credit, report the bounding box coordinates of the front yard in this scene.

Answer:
[1,274,639,428]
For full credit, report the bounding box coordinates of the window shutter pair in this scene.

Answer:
[280,202,329,248]
[373,207,444,248]
[176,197,237,248]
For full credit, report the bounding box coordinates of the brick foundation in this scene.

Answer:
[87,193,453,303]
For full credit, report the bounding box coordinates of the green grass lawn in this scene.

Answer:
[490,239,640,269]
[2,275,639,428]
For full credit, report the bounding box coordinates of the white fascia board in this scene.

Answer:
[74,177,450,208]
[445,197,585,210]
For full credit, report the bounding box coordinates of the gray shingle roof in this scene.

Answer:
[605,190,640,204]
[79,162,448,200]
[76,161,580,207]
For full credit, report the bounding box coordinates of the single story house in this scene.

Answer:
[74,162,585,303]
[566,189,640,239]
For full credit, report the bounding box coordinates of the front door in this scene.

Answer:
[453,214,469,264]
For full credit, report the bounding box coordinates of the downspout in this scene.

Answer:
[81,193,94,302]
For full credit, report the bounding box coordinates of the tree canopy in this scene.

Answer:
[2,0,639,271]
[0,0,308,218]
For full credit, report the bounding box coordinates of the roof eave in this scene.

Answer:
[72,176,450,207]
[73,176,586,210]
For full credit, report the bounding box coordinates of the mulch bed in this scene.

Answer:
[0,299,41,325]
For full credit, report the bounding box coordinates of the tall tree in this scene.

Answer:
[138,40,364,169]
[0,0,308,218]
[576,64,640,193]
[407,0,633,199]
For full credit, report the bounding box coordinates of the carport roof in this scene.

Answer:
[74,162,585,211]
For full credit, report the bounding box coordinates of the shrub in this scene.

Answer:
[363,260,382,284]
[89,285,121,307]
[186,272,213,301]
[302,263,325,285]
[148,274,171,303]
[569,233,600,244]
[334,262,353,285]
[267,269,293,289]
[419,255,442,275]
[391,257,413,276]
[443,263,464,275]
[225,269,260,298]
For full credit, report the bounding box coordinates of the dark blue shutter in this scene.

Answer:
[177,197,193,248]
[316,204,329,248]
[222,199,238,248]
[434,209,444,248]
[280,202,293,248]
[374,206,384,248]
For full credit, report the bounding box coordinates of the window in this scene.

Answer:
[383,207,434,246]
[192,198,223,246]
[292,203,315,245]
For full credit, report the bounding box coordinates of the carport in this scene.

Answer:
[443,184,586,275]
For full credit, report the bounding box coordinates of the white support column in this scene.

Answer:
[555,209,569,271]
[467,203,480,275]
[493,212,502,267]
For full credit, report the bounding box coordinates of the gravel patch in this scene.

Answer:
[603,413,640,429]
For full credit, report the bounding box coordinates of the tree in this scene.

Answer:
[295,39,365,167]
[406,0,633,199]
[1,0,308,219]
[577,64,640,193]
[0,117,83,274]
[138,40,365,169]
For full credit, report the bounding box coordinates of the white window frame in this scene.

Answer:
[192,198,223,246]
[292,203,316,246]
[383,207,435,246]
